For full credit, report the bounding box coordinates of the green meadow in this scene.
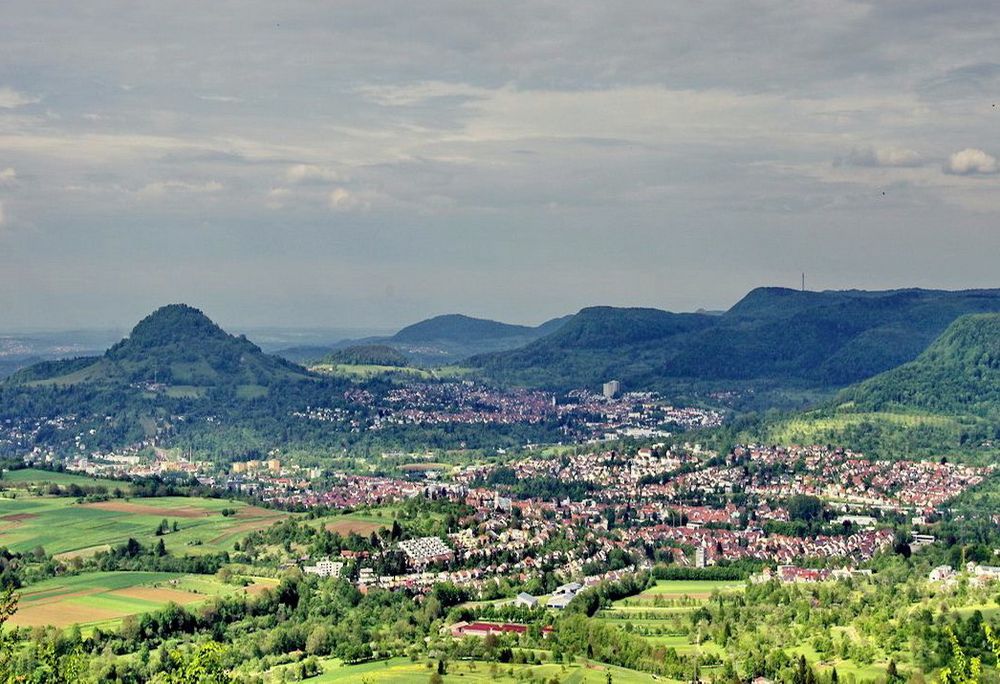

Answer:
[310,363,470,381]
[611,580,745,607]
[313,509,396,537]
[0,494,286,557]
[311,363,435,380]
[1,468,134,492]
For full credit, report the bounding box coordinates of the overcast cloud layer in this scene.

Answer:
[2,1,1000,330]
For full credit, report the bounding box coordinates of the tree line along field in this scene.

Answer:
[9,570,276,631]
[264,655,669,683]
[0,491,286,557]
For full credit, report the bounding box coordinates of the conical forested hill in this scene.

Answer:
[7,304,313,388]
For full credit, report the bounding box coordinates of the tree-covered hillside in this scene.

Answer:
[469,307,716,392]
[0,305,346,458]
[391,314,537,343]
[756,314,1000,459]
[471,288,1000,398]
[322,344,410,367]
[7,305,312,389]
[0,305,567,459]
[841,313,1000,416]
[275,313,574,366]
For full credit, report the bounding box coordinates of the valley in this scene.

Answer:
[0,294,998,683]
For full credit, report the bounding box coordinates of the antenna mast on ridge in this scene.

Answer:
[801,273,805,291]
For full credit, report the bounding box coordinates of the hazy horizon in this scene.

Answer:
[7,281,1000,336]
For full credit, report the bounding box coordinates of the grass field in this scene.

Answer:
[310,364,470,381]
[314,510,396,537]
[10,571,276,630]
[0,494,287,557]
[164,385,207,398]
[612,580,744,606]
[1,468,134,492]
[270,656,674,683]
[954,603,1000,620]
[787,642,896,682]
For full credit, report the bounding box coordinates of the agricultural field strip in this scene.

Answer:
[10,571,270,629]
[0,495,286,555]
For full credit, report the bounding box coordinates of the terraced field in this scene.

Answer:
[10,571,276,630]
[597,580,744,658]
[0,494,286,557]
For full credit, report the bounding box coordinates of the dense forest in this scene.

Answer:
[471,288,1000,402]
[843,314,1000,417]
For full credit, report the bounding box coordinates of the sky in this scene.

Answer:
[2,1,1000,331]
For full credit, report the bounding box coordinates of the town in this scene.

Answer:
[293,381,723,442]
[25,440,990,602]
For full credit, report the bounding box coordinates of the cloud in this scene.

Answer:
[0,167,15,185]
[944,148,998,175]
[918,62,1000,100]
[265,187,291,209]
[285,164,341,185]
[137,179,224,198]
[357,81,488,106]
[328,187,372,212]
[8,1,1000,328]
[197,94,243,103]
[840,146,923,168]
[0,87,39,109]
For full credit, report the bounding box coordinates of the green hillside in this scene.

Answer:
[7,304,313,389]
[0,305,355,459]
[391,314,537,343]
[378,313,572,364]
[841,313,1000,416]
[472,287,1000,399]
[276,313,574,366]
[759,314,1000,458]
[470,306,715,391]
